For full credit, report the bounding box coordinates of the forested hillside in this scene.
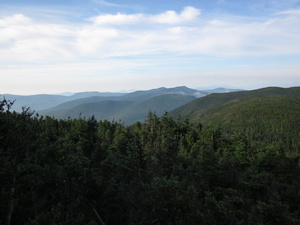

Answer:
[194,95,300,153]
[1,98,300,225]
[169,86,300,118]
[170,86,300,154]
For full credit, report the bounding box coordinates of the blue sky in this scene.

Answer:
[1,0,300,94]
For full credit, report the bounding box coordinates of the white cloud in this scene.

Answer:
[0,6,300,65]
[151,10,181,24]
[75,27,119,54]
[1,4,299,94]
[88,13,143,25]
[150,6,200,24]
[276,9,300,15]
[88,6,200,26]
[181,6,201,20]
[0,14,31,26]
[0,18,75,61]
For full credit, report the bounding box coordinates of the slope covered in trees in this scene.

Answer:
[1,99,300,225]
[191,95,300,153]
[169,86,300,154]
[169,86,300,119]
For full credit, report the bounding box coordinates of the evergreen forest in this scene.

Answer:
[1,97,300,225]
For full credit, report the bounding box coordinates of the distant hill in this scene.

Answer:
[113,94,196,124]
[0,94,69,112]
[1,86,204,124]
[39,86,204,116]
[39,96,121,113]
[122,86,207,101]
[4,86,276,126]
[45,100,134,121]
[199,87,243,93]
[44,94,196,125]
[0,92,124,112]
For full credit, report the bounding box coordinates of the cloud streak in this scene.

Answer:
[88,6,201,25]
[92,0,124,7]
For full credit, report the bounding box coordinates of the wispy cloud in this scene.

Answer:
[276,9,300,15]
[1,6,300,64]
[92,0,130,8]
[150,6,201,24]
[88,6,201,25]
[88,13,143,25]
[249,0,300,13]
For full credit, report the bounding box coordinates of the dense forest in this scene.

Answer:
[1,98,300,225]
[183,95,300,155]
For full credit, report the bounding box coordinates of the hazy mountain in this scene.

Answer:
[112,94,196,124]
[39,86,204,114]
[0,94,69,112]
[71,91,123,99]
[39,96,120,113]
[44,100,134,121]
[201,87,243,93]
[0,92,125,112]
[43,94,196,125]
[122,86,207,101]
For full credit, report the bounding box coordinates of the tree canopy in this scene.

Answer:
[1,100,300,225]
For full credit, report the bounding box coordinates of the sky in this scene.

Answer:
[1,0,300,95]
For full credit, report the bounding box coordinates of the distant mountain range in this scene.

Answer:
[1,86,239,124]
[2,86,300,149]
[5,86,299,129]
[2,85,300,153]
[0,91,123,112]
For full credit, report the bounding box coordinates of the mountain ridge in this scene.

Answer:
[43,94,196,125]
[169,86,300,119]
[1,86,204,112]
[168,86,300,153]
[3,86,299,127]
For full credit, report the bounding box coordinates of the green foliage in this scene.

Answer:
[1,100,300,225]
[170,87,300,155]
[170,86,300,119]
